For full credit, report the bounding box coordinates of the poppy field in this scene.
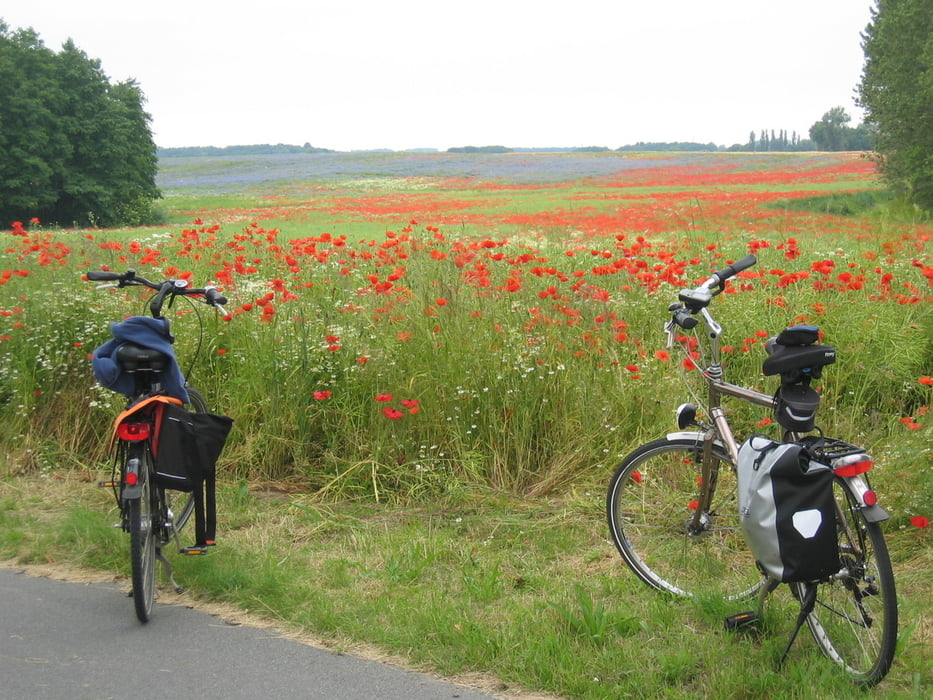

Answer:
[1,150,931,696]
[3,153,932,508]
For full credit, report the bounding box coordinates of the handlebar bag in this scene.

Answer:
[153,403,233,546]
[737,436,840,582]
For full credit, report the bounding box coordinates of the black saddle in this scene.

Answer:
[116,343,171,372]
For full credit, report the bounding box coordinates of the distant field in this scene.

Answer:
[155,150,886,245]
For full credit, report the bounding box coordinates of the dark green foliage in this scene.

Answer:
[808,107,874,151]
[858,0,933,210]
[0,21,160,227]
[767,190,893,216]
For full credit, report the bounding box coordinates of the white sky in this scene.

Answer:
[3,1,875,151]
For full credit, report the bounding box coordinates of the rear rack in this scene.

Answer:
[802,436,867,463]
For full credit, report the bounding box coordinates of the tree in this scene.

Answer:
[807,107,874,151]
[0,22,160,227]
[858,0,933,210]
[809,107,851,150]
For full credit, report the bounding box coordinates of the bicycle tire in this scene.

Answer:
[165,386,208,535]
[797,477,897,686]
[606,435,764,600]
[128,446,156,622]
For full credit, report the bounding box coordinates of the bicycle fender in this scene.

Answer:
[122,484,142,500]
[665,431,705,442]
[860,503,890,523]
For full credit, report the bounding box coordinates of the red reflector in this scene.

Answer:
[833,460,873,477]
[863,490,878,507]
[125,472,138,486]
[117,422,151,441]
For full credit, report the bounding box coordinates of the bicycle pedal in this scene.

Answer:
[724,611,760,631]
[99,480,119,488]
[180,545,209,556]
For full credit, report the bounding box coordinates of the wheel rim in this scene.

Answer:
[608,438,763,600]
[802,480,897,685]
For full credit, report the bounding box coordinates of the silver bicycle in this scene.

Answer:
[605,254,897,686]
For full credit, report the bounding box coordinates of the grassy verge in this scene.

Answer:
[1,471,929,699]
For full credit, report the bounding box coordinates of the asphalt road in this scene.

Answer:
[0,567,501,699]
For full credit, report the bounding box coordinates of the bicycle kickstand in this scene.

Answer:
[155,546,185,594]
[777,582,817,669]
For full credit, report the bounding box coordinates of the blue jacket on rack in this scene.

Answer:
[92,316,189,403]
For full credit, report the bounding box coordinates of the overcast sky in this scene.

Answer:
[3,1,875,151]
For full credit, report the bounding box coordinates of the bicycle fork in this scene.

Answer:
[686,416,732,535]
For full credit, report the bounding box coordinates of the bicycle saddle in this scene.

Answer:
[116,342,171,372]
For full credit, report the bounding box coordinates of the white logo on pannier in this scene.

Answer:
[792,509,823,539]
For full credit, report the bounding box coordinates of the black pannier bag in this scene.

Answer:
[737,436,841,582]
[154,402,233,546]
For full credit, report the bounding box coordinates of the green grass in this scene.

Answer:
[1,473,929,699]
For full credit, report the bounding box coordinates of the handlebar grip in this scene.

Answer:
[205,287,228,306]
[713,254,757,284]
[86,270,123,282]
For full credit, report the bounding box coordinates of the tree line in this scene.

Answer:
[159,143,334,158]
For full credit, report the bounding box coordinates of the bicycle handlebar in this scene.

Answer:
[86,269,228,317]
[707,254,757,289]
[668,254,757,330]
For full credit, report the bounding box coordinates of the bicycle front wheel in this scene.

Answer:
[128,447,156,622]
[798,477,897,686]
[606,435,763,600]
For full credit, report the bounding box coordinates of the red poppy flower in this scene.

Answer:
[375,394,393,402]
[919,376,933,386]
[313,391,331,400]
[382,406,404,420]
[910,515,929,529]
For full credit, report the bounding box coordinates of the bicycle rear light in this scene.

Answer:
[117,421,151,441]
[832,456,873,477]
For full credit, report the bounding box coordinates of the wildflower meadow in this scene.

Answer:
[1,150,931,697]
[4,152,930,505]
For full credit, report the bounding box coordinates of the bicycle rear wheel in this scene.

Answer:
[606,435,763,600]
[128,446,156,622]
[798,477,897,686]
